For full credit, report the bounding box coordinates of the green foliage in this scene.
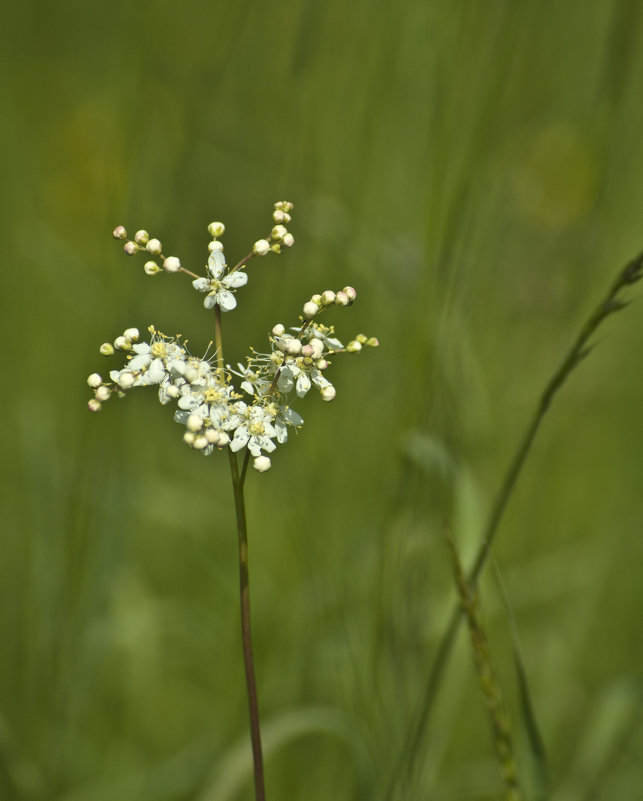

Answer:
[2,1,643,799]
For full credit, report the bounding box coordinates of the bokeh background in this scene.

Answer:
[2,1,643,799]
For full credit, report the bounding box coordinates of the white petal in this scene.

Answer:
[208,250,226,278]
[148,359,166,384]
[277,369,294,393]
[224,270,248,288]
[218,290,237,311]
[296,373,311,397]
[230,429,249,452]
[128,354,150,372]
[132,343,151,355]
[192,277,210,292]
[204,294,217,309]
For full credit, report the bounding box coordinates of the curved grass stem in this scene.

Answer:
[388,250,643,797]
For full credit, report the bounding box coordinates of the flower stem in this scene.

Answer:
[228,447,266,801]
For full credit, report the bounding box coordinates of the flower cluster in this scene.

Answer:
[88,202,377,472]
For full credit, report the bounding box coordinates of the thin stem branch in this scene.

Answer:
[387,251,643,797]
[228,447,266,801]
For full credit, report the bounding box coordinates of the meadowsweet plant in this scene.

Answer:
[85,201,377,801]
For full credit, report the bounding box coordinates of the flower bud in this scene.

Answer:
[117,372,135,389]
[303,301,319,319]
[114,335,132,351]
[144,260,161,275]
[166,385,180,399]
[183,431,196,446]
[134,230,149,245]
[321,290,336,306]
[217,432,231,447]
[321,385,336,402]
[284,338,302,356]
[367,337,380,347]
[112,225,127,240]
[88,399,102,412]
[316,358,329,370]
[123,327,140,342]
[208,240,224,252]
[356,333,368,344]
[342,286,357,301]
[253,239,270,256]
[208,221,225,237]
[95,385,111,402]
[124,241,139,255]
[335,291,349,306]
[273,209,286,223]
[272,324,285,336]
[194,435,208,450]
[186,413,203,432]
[301,344,314,357]
[146,238,162,256]
[310,294,322,304]
[253,455,272,472]
[310,339,325,359]
[163,256,181,273]
[282,233,294,247]
[271,224,287,241]
[206,428,221,445]
[347,340,362,353]
[87,373,102,388]
[99,342,114,356]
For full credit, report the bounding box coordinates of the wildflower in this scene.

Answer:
[192,250,248,311]
[229,402,279,457]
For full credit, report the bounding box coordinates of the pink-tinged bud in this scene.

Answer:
[88,399,102,412]
[316,359,329,370]
[124,241,139,255]
[367,337,380,348]
[335,291,349,306]
[301,344,314,357]
[112,225,127,240]
[343,286,357,301]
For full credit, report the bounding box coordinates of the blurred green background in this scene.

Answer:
[2,1,643,799]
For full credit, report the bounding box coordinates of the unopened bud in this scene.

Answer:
[356,333,368,344]
[284,338,302,356]
[186,414,203,432]
[208,240,224,252]
[347,340,362,353]
[253,455,272,472]
[301,344,314,358]
[253,239,270,256]
[271,224,288,241]
[163,256,181,273]
[87,373,102,388]
[335,291,349,306]
[112,225,127,240]
[194,435,208,450]
[146,238,162,256]
[117,372,135,389]
[321,290,336,306]
[208,221,225,237]
[282,233,294,247]
[272,324,285,336]
[114,335,132,351]
[367,337,380,347]
[134,230,149,245]
[144,260,161,275]
[342,286,357,301]
[99,342,114,356]
[88,399,102,412]
[217,432,230,447]
[206,429,221,445]
[124,241,139,255]
[183,431,196,446]
[123,327,140,342]
[166,385,180,399]
[95,385,111,402]
[316,358,329,370]
[321,385,336,402]
[303,301,319,319]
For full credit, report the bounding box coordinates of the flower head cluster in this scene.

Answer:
[89,202,377,472]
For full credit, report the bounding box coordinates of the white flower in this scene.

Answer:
[229,402,278,457]
[192,250,248,311]
[128,339,186,385]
